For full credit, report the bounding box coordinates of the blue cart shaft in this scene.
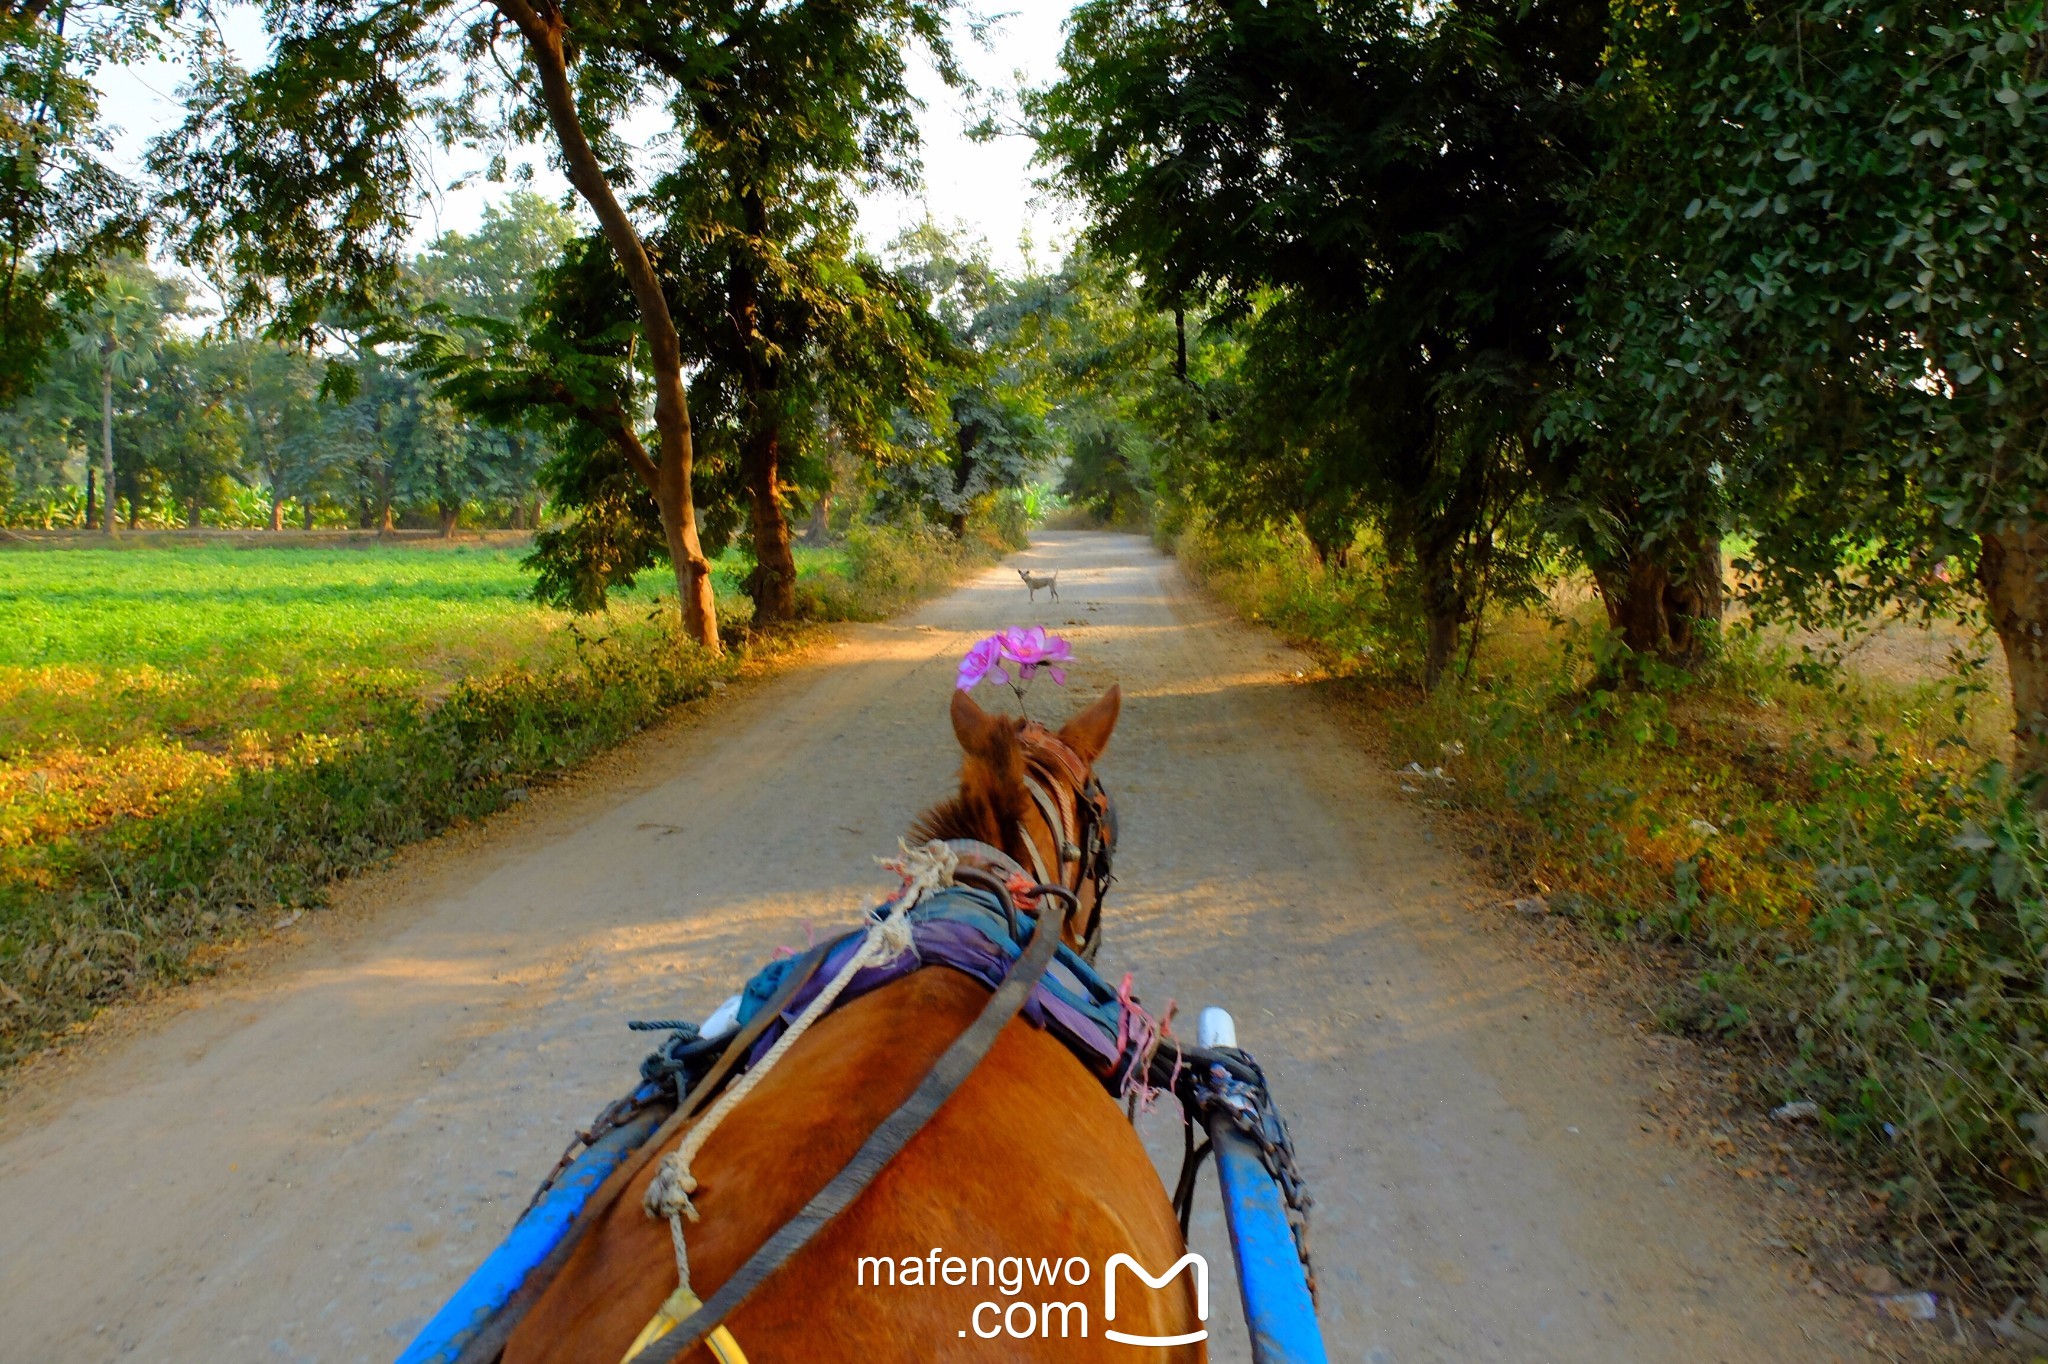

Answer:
[1206,1119,1328,1364]
[396,1105,667,1364]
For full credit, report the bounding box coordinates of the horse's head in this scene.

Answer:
[912,685,1122,958]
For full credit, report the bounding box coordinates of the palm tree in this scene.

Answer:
[69,267,158,533]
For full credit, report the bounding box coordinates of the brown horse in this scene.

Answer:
[504,684,1205,1363]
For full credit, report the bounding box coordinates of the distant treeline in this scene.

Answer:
[0,194,573,536]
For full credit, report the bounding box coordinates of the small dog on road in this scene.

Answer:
[1018,568,1059,602]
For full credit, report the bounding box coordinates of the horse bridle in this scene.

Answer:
[1014,722,1117,962]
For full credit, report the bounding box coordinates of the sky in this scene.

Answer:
[93,1,1080,290]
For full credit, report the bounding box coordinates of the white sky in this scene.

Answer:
[94,1,1078,292]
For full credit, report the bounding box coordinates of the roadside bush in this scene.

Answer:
[1783,758,2048,1291]
[798,512,1018,622]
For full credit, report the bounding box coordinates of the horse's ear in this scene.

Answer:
[951,687,1002,755]
[1058,684,1121,767]
[951,686,1025,797]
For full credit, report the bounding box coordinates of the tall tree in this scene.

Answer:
[67,257,160,533]
[0,0,156,403]
[633,0,952,622]
[225,338,325,530]
[1034,0,1623,687]
[886,222,1052,537]
[152,0,763,647]
[1588,0,2048,783]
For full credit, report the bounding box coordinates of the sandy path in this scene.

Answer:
[0,532,1874,1363]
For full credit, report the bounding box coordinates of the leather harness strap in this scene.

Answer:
[628,890,1077,1364]
[450,941,836,1364]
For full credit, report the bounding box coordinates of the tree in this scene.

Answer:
[417,190,578,323]
[67,257,160,533]
[1033,0,1611,688]
[0,0,156,403]
[225,338,326,530]
[126,337,244,527]
[154,0,774,647]
[640,0,951,622]
[886,222,1052,537]
[1587,0,2048,783]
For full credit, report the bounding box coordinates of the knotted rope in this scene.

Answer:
[631,840,957,1356]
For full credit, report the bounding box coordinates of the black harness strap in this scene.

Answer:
[630,888,1078,1364]
[450,940,836,1364]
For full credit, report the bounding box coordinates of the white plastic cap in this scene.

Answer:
[699,993,743,1040]
[1197,1006,1238,1050]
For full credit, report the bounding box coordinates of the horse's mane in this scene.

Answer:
[907,795,986,847]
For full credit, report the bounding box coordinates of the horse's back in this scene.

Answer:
[506,968,1203,1363]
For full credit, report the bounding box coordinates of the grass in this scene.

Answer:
[0,540,845,904]
[0,521,1002,1069]
[1169,513,2048,1311]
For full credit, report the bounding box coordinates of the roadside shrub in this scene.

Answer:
[798,514,1015,622]
[1783,758,2048,1291]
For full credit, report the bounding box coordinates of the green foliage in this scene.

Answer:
[1057,425,1149,527]
[1183,516,2048,1294]
[0,3,156,403]
[796,511,1017,622]
[1583,0,2048,623]
[1783,759,2048,1287]
[1034,0,1603,686]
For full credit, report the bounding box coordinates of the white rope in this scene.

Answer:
[641,839,957,1291]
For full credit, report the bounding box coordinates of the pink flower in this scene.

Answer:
[956,635,1011,690]
[998,625,1074,686]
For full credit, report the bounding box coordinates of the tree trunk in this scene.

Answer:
[1979,522,2048,797]
[269,490,285,532]
[98,363,114,535]
[1592,554,1673,660]
[499,0,718,651]
[82,465,95,529]
[187,499,202,529]
[439,502,459,538]
[805,487,831,544]
[1422,604,1460,693]
[744,428,798,624]
[1664,533,1724,663]
[302,500,315,531]
[1591,527,1725,674]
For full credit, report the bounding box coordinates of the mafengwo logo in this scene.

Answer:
[854,1247,1210,1345]
[1103,1253,1210,1347]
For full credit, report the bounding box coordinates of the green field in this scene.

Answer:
[0,540,839,901]
[0,525,1003,1063]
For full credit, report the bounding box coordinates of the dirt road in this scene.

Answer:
[0,532,1876,1362]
